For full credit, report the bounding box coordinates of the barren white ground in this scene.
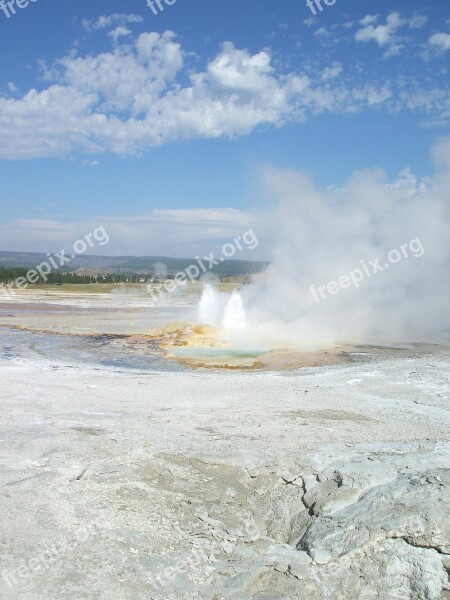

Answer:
[1,340,449,599]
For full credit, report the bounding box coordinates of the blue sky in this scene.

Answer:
[0,0,449,257]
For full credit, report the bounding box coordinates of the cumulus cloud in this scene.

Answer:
[356,12,403,47]
[428,33,450,53]
[0,29,448,160]
[109,27,132,42]
[355,12,427,58]
[320,62,343,81]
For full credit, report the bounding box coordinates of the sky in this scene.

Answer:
[0,0,449,258]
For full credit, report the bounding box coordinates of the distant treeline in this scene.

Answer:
[0,266,95,284]
[0,266,163,285]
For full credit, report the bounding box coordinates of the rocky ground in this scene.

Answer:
[0,340,449,599]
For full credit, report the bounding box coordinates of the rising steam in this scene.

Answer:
[197,136,450,350]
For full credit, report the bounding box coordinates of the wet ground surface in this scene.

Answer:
[0,327,187,372]
[1,286,449,373]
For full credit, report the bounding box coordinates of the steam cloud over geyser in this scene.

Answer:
[199,136,450,350]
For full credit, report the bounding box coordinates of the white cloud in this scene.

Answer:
[356,12,403,47]
[360,14,379,26]
[82,13,143,32]
[109,27,132,42]
[428,33,450,53]
[314,27,329,37]
[383,43,404,58]
[0,29,447,161]
[355,12,425,58]
[409,15,428,29]
[432,133,450,170]
[320,63,343,81]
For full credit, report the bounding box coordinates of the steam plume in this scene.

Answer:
[199,135,450,350]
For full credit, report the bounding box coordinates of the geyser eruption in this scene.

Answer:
[198,283,222,325]
[197,284,248,339]
[197,135,450,351]
[222,291,247,333]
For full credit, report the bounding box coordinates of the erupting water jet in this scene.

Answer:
[197,284,247,337]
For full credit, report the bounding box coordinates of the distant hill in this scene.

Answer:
[0,251,269,277]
